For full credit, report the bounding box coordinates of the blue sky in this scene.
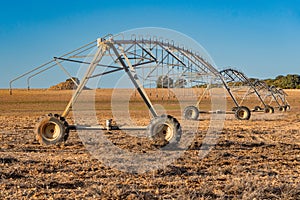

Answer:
[1,0,299,88]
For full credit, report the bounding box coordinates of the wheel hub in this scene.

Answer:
[186,110,193,118]
[43,122,60,140]
[238,110,246,118]
[162,123,174,141]
[155,123,174,141]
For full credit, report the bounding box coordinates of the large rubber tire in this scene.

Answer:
[254,106,262,111]
[235,106,251,120]
[147,115,182,147]
[285,105,291,110]
[264,106,274,114]
[279,106,286,112]
[36,114,69,145]
[183,106,199,120]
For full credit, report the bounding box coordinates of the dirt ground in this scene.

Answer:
[0,89,299,199]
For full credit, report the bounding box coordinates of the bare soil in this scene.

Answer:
[0,89,299,199]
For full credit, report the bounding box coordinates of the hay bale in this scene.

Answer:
[49,77,89,90]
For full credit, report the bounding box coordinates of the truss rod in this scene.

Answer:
[9,40,97,94]
[109,42,158,118]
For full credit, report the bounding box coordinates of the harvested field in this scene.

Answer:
[0,89,299,199]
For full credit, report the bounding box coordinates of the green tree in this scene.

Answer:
[156,75,174,88]
[264,74,300,89]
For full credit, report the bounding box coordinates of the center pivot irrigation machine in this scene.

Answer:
[9,31,225,146]
[9,30,289,146]
[181,68,291,121]
[182,68,273,121]
[219,69,279,119]
[251,80,290,112]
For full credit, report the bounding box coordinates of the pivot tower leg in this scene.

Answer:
[61,42,107,118]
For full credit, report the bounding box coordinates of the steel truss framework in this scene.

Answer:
[219,68,268,109]
[10,34,225,145]
[9,34,290,145]
[219,68,290,113]
[252,80,290,110]
[220,68,288,111]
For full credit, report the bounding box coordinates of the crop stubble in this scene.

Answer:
[0,89,299,199]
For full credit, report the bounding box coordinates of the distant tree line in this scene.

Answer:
[156,74,300,89]
[264,74,300,89]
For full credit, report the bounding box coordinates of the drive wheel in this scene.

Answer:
[254,106,262,111]
[264,106,274,114]
[147,115,182,147]
[183,106,199,120]
[235,106,251,120]
[285,105,291,110]
[36,114,69,145]
[279,106,286,112]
